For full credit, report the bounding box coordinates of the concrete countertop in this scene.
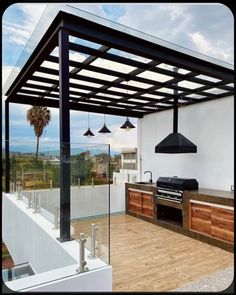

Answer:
[186,188,234,199]
[184,188,234,207]
[126,183,234,206]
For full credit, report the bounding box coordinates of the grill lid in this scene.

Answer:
[156,176,198,191]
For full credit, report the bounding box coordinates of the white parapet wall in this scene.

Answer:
[2,193,112,292]
[2,194,76,273]
[33,183,125,222]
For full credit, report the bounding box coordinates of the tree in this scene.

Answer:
[27,106,51,160]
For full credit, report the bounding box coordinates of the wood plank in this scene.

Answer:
[190,203,211,235]
[72,214,233,292]
[142,193,153,218]
[211,207,234,220]
[128,191,142,213]
[211,207,234,243]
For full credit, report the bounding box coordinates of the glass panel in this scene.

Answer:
[108,48,152,64]
[120,80,151,89]
[3,3,233,96]
[2,263,34,282]
[2,140,110,290]
[137,70,172,82]
[70,143,110,265]
[203,88,228,95]
[195,74,221,83]
[69,77,103,88]
[79,69,118,81]
[90,58,137,73]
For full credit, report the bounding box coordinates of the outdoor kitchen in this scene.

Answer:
[2,3,234,293]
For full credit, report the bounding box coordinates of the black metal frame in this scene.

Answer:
[4,11,234,241]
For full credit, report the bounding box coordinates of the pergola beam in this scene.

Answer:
[63,13,233,81]
[8,94,146,118]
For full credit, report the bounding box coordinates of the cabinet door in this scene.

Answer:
[128,191,142,213]
[142,193,153,218]
[190,203,211,236]
[211,207,234,244]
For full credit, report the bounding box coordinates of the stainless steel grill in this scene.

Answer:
[156,177,198,203]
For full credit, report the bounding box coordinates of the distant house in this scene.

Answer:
[92,153,110,178]
[113,148,138,184]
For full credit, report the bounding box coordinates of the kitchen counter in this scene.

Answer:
[184,188,234,207]
[126,183,234,252]
[125,182,156,193]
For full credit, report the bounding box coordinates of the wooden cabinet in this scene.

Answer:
[211,207,234,243]
[190,203,211,236]
[189,200,234,244]
[128,191,142,214]
[127,190,153,219]
[142,193,153,218]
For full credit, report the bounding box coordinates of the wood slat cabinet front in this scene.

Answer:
[211,207,234,243]
[128,190,154,219]
[190,203,211,236]
[128,191,142,214]
[142,193,154,218]
[189,200,234,244]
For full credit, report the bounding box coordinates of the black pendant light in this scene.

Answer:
[83,112,95,137]
[120,117,135,130]
[98,114,111,134]
[120,80,135,131]
[99,95,111,134]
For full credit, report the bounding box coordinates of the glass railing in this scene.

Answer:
[2,140,110,290]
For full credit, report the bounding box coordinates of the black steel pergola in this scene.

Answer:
[4,11,234,241]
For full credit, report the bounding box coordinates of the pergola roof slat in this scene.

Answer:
[5,10,234,118]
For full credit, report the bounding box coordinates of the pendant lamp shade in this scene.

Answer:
[120,80,136,131]
[98,114,111,134]
[120,117,135,130]
[99,124,111,133]
[83,127,94,137]
[83,112,95,137]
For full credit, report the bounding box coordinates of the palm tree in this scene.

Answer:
[27,106,51,160]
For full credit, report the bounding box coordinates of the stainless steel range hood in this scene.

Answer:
[155,68,197,154]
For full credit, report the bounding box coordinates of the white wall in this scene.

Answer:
[36,184,125,221]
[3,194,112,292]
[5,264,112,292]
[2,194,77,273]
[138,96,234,191]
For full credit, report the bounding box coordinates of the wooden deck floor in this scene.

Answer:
[72,214,234,292]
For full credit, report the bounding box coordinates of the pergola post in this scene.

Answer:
[58,28,71,242]
[5,100,10,193]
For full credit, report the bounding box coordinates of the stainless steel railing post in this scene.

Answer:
[33,192,40,213]
[50,179,53,190]
[91,177,94,187]
[27,192,33,209]
[33,192,37,213]
[78,178,80,188]
[53,205,60,229]
[76,233,88,273]
[89,223,99,259]
[17,186,22,200]
[37,194,41,212]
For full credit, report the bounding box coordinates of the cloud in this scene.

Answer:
[117,3,233,64]
[2,3,233,150]
[189,31,232,62]
[3,3,47,48]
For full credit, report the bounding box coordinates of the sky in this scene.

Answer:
[2,3,234,152]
